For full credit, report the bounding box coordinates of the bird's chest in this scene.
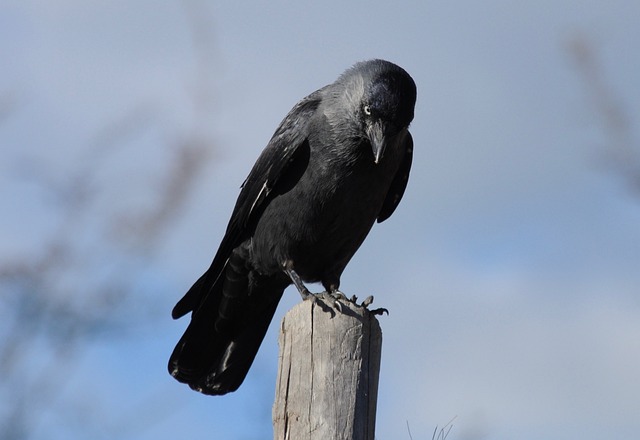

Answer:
[248,131,405,280]
[308,159,386,226]
[256,149,396,264]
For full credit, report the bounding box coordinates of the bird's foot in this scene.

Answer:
[312,290,346,313]
[321,292,389,315]
[307,291,388,316]
[352,294,389,315]
[283,266,344,314]
[283,265,387,315]
[295,291,338,316]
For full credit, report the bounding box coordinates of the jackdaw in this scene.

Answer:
[169,59,417,395]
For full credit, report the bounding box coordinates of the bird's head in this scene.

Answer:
[353,60,417,164]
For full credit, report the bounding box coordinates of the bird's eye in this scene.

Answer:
[363,105,372,116]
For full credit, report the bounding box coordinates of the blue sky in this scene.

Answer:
[2,1,640,439]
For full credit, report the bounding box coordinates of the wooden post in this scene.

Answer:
[272,297,382,440]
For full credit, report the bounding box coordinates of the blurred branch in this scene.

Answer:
[0,117,204,439]
[112,137,211,251]
[567,33,640,196]
[182,0,218,118]
[0,2,219,439]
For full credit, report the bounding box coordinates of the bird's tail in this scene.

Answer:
[169,254,285,395]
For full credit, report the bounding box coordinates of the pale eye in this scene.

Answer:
[363,105,372,116]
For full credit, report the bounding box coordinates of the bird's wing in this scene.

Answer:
[171,90,323,319]
[377,131,413,223]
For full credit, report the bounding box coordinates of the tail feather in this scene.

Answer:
[169,256,286,395]
[171,293,282,395]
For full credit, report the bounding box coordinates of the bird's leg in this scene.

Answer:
[282,265,339,314]
[283,265,312,300]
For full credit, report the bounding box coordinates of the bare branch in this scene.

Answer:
[567,33,640,196]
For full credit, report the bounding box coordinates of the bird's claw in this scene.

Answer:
[304,290,388,316]
[361,295,374,307]
[329,290,348,301]
[359,295,389,316]
[305,291,342,315]
[321,290,346,313]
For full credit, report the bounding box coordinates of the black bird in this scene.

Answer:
[169,59,417,395]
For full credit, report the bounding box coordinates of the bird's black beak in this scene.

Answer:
[366,120,386,164]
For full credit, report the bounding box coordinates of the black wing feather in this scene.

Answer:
[171,90,323,319]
